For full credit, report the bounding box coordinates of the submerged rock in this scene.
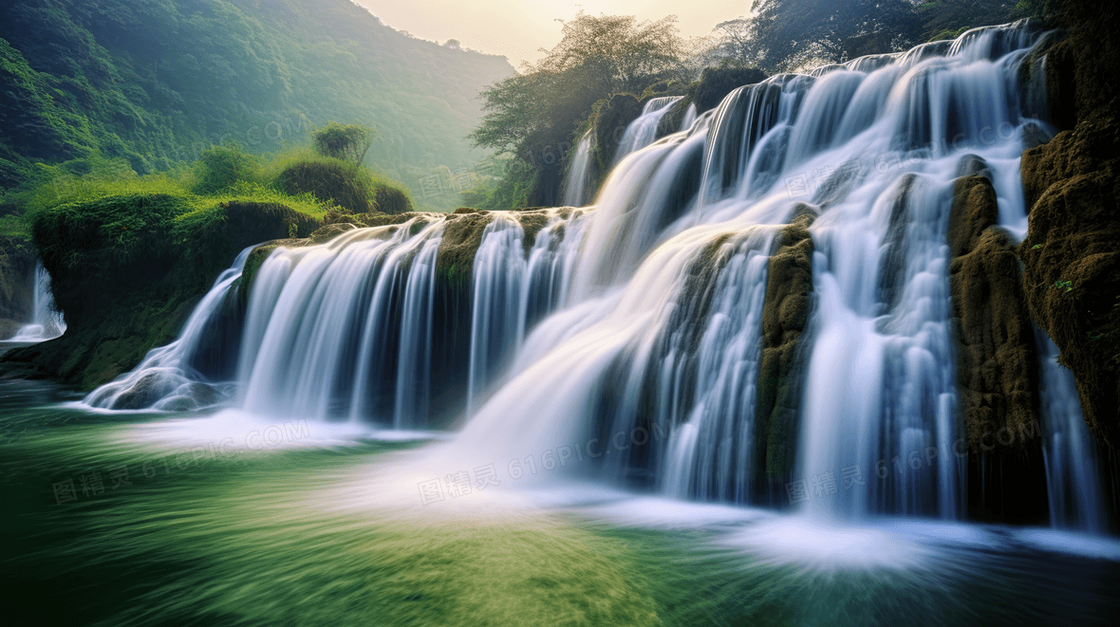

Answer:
[876,174,919,310]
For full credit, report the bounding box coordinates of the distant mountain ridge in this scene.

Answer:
[0,0,514,202]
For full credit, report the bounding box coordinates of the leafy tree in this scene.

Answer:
[710,18,755,66]
[536,13,688,92]
[736,0,923,71]
[191,144,261,195]
[471,12,688,207]
[919,1,1018,42]
[733,1,1022,71]
[312,122,376,166]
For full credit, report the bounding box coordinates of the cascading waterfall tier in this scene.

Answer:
[84,20,1111,532]
[11,262,66,342]
[560,131,595,207]
[444,20,1108,531]
[83,210,587,427]
[613,96,684,165]
[83,247,255,411]
[560,97,688,209]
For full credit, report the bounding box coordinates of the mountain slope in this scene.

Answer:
[0,0,514,203]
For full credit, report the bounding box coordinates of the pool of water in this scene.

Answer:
[2,379,1118,626]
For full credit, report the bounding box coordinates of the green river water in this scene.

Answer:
[2,376,1118,626]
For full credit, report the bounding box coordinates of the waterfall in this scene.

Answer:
[83,209,585,424]
[437,21,1110,531]
[561,132,594,207]
[467,214,527,414]
[80,21,1113,533]
[83,247,255,411]
[12,263,66,342]
[799,173,960,520]
[613,96,684,165]
[681,104,698,132]
[1037,332,1107,532]
[237,220,448,424]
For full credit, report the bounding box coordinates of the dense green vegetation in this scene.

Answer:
[0,150,328,385]
[312,122,375,167]
[3,124,421,374]
[0,0,513,213]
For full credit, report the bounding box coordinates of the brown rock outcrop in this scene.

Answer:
[949,174,1040,452]
[757,211,815,478]
[1018,119,1120,446]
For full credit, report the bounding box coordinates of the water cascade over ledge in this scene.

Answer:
[11,262,66,342]
[83,21,1113,533]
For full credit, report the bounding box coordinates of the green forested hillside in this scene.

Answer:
[0,0,514,207]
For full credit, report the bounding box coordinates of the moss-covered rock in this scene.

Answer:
[1019,119,1120,447]
[0,234,34,331]
[223,201,320,243]
[436,210,497,286]
[276,158,375,213]
[757,212,815,480]
[592,94,644,177]
[949,175,1040,453]
[1014,1,1120,448]
[1041,1,1120,132]
[692,67,768,114]
[0,197,322,389]
[309,222,358,244]
[373,183,413,215]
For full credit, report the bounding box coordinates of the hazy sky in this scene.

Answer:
[352,1,753,68]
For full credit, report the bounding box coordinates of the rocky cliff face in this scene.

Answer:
[948,170,1040,452]
[0,235,34,338]
[1019,116,1120,447]
[0,200,320,388]
[1016,1,1120,448]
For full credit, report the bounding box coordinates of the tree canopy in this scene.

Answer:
[470,12,690,206]
[710,0,1021,73]
[313,122,376,166]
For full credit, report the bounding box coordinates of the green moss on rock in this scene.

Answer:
[1019,118,1120,447]
[0,196,321,389]
[592,94,644,177]
[692,67,768,114]
[436,210,496,286]
[949,175,1040,453]
[0,233,35,329]
[757,212,815,479]
[275,158,375,213]
[372,183,414,215]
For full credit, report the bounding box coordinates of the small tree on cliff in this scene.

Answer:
[312,122,376,166]
[470,12,687,207]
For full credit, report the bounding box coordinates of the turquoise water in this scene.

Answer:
[2,379,1119,626]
